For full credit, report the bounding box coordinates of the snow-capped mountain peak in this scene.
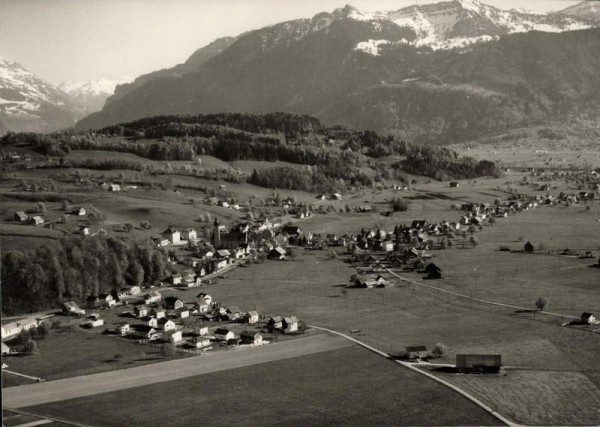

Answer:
[346,0,594,55]
[0,56,83,133]
[59,75,132,97]
[59,75,133,112]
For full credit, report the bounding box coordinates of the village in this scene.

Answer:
[3,174,599,370]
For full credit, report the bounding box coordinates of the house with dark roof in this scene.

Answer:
[214,328,235,341]
[134,305,149,318]
[245,311,259,324]
[267,316,283,330]
[158,318,177,331]
[240,331,263,345]
[268,247,286,260]
[282,316,299,334]
[424,263,442,279]
[161,226,181,245]
[581,312,596,324]
[116,322,130,335]
[164,296,184,310]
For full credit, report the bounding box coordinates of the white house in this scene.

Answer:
[117,322,130,335]
[197,326,209,336]
[190,336,211,348]
[181,228,197,241]
[144,292,162,305]
[214,328,235,341]
[150,308,166,319]
[1,317,37,339]
[158,318,177,331]
[31,216,44,226]
[282,316,298,334]
[245,311,259,324]
[86,319,104,328]
[240,331,263,345]
[582,312,596,324]
[197,293,212,304]
[162,227,181,245]
[197,302,210,314]
[166,330,183,344]
[134,305,149,318]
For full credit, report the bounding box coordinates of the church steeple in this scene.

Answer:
[213,217,221,248]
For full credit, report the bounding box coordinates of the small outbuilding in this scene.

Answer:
[581,312,596,324]
[406,346,428,359]
[456,354,501,373]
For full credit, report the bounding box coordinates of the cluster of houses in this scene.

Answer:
[96,289,300,349]
[13,211,44,226]
[100,182,121,192]
[316,193,343,201]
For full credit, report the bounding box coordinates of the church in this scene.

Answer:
[212,218,248,250]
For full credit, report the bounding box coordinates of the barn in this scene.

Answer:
[456,354,502,373]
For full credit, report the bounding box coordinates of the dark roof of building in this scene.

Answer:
[406,346,428,352]
[240,330,261,338]
[214,328,232,335]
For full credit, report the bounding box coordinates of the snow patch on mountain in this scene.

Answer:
[0,57,67,117]
[59,75,132,98]
[347,0,594,55]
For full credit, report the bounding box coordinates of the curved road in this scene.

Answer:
[309,325,516,426]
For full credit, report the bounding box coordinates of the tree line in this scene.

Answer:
[1,236,169,315]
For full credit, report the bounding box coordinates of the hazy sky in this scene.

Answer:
[0,0,584,84]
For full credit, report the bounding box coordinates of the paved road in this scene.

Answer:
[3,333,350,409]
[309,325,516,426]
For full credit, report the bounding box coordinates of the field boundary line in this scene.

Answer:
[2,407,91,427]
[2,369,44,382]
[309,325,517,427]
[387,269,578,320]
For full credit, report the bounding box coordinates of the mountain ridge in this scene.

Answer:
[65,1,600,142]
[0,57,84,134]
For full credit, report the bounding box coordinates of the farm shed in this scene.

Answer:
[456,354,502,373]
[581,312,596,324]
[406,346,428,359]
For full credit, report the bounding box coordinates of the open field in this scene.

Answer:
[1,325,191,384]
[441,370,600,426]
[22,345,500,427]
[2,141,600,424]
[4,333,351,408]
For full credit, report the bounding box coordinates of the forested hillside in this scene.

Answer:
[2,113,502,190]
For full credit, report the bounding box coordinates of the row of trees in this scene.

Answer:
[98,112,323,139]
[402,145,502,180]
[2,236,170,315]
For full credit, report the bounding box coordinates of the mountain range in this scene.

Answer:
[2,0,599,141]
[0,58,130,134]
[74,0,600,143]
